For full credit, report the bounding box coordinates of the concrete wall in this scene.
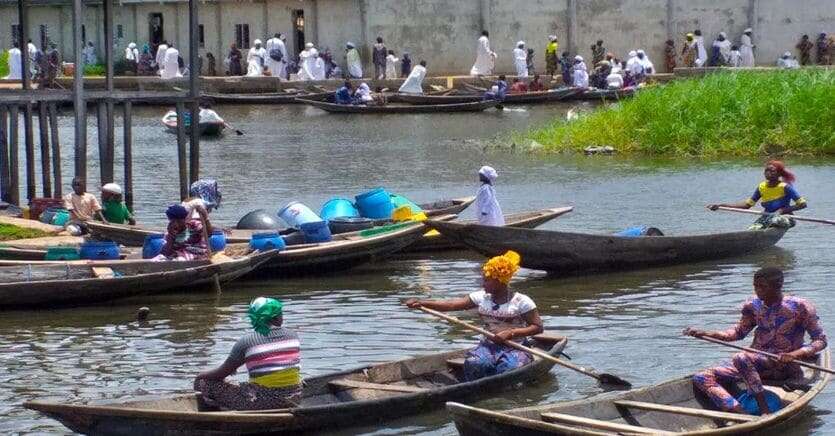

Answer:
[1,0,833,76]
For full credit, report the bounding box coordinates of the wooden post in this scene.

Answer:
[96,102,113,184]
[23,102,35,201]
[48,103,61,198]
[103,0,114,92]
[17,0,30,90]
[8,106,20,206]
[37,102,51,198]
[72,0,86,184]
[123,102,133,211]
[188,0,200,184]
[0,107,9,203]
[103,0,115,183]
[175,102,188,200]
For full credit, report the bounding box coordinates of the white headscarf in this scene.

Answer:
[517,41,525,48]
[628,50,637,58]
[478,165,498,183]
[102,183,122,195]
[476,166,504,226]
[549,35,557,42]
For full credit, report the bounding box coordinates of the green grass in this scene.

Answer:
[0,51,8,77]
[0,223,51,242]
[83,63,106,76]
[522,69,835,156]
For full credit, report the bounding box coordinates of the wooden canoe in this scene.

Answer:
[425,220,788,275]
[161,112,226,136]
[572,87,636,101]
[201,91,334,104]
[0,250,277,308]
[403,207,573,253]
[25,335,567,435]
[448,349,830,435]
[297,98,498,114]
[395,88,582,105]
[85,197,475,247]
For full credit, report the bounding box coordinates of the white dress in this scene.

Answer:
[346,48,363,78]
[470,36,495,75]
[572,62,589,88]
[385,54,399,79]
[312,57,326,81]
[296,49,312,80]
[513,48,528,77]
[246,47,266,76]
[264,38,285,78]
[155,44,168,68]
[740,34,755,67]
[695,36,708,67]
[398,64,426,94]
[475,183,505,226]
[606,72,624,89]
[160,47,182,79]
[4,48,22,80]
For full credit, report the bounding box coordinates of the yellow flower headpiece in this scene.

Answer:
[482,250,521,285]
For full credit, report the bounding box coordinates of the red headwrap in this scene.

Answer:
[767,160,795,184]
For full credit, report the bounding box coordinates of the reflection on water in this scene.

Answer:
[2,103,835,434]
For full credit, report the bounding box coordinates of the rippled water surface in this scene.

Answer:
[2,103,834,434]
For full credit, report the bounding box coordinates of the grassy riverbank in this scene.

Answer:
[523,69,835,156]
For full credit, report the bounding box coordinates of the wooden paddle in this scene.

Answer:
[197,210,222,294]
[693,335,835,375]
[416,306,632,388]
[223,122,244,136]
[712,206,835,226]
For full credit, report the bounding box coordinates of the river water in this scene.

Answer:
[2,103,834,434]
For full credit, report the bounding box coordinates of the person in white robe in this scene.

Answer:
[713,32,732,65]
[246,40,266,77]
[4,43,22,80]
[125,42,139,61]
[82,41,97,65]
[470,31,496,76]
[265,34,287,79]
[626,50,643,76]
[199,103,224,124]
[27,40,39,76]
[155,41,168,71]
[398,60,427,94]
[740,28,755,67]
[311,50,326,81]
[728,45,742,67]
[355,82,374,104]
[385,50,399,79]
[475,166,504,226]
[572,56,589,88]
[160,44,182,79]
[636,49,654,74]
[606,71,624,89]
[296,43,314,80]
[513,41,528,77]
[694,30,708,67]
[777,52,799,69]
[345,42,363,78]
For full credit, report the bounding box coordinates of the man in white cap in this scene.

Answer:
[101,183,135,225]
[345,42,363,79]
[712,32,732,66]
[475,166,504,226]
[740,28,755,67]
[513,41,528,77]
[247,40,266,76]
[572,55,588,87]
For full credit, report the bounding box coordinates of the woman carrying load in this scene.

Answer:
[405,251,543,381]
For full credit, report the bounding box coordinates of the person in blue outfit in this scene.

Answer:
[483,75,508,101]
[335,81,354,104]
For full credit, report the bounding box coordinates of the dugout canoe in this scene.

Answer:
[424,221,788,275]
[572,87,636,101]
[161,111,226,136]
[25,335,567,435]
[0,250,277,308]
[395,87,582,105]
[201,91,333,104]
[447,349,830,435]
[403,207,573,253]
[85,196,475,247]
[297,98,498,114]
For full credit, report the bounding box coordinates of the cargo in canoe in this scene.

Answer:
[395,88,582,105]
[297,98,499,114]
[161,111,226,136]
[25,335,567,436]
[425,220,788,275]
[201,91,333,104]
[448,349,830,435]
[85,196,475,247]
[0,250,277,308]
[403,207,573,254]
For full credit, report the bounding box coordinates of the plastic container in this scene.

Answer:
[320,198,360,221]
[210,230,227,252]
[79,241,120,260]
[390,194,423,214]
[50,209,71,226]
[355,188,395,219]
[282,232,306,246]
[38,207,59,224]
[44,246,80,261]
[614,226,665,237]
[737,390,782,415]
[328,217,375,234]
[249,232,286,251]
[278,202,323,229]
[142,234,166,259]
[300,220,332,243]
[236,209,282,230]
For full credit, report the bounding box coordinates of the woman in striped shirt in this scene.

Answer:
[194,297,302,410]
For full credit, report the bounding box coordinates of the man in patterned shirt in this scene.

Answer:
[684,267,827,415]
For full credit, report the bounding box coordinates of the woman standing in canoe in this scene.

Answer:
[708,160,807,227]
[405,251,543,380]
[194,297,302,410]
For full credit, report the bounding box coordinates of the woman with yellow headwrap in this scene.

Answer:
[405,251,543,381]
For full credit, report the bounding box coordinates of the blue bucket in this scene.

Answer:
[278,202,323,229]
[79,241,120,260]
[614,226,664,237]
[210,230,227,252]
[737,390,782,415]
[320,198,360,221]
[300,220,332,243]
[355,187,395,219]
[249,232,286,251]
[142,234,166,259]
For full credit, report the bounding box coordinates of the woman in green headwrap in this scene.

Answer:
[194,297,302,410]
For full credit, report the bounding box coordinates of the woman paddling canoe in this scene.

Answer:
[708,160,807,228]
[194,297,302,410]
[405,250,543,380]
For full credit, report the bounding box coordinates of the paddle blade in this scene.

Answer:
[597,373,632,389]
[235,130,244,136]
